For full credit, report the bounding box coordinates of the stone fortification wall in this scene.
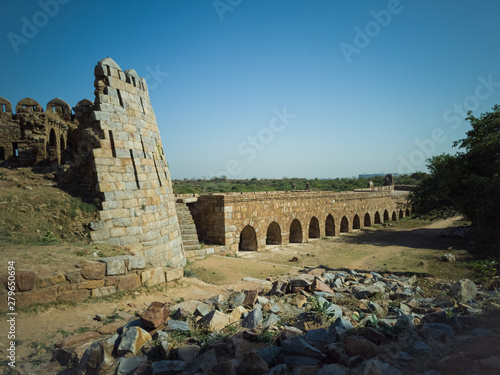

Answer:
[86,58,185,268]
[0,96,76,166]
[189,190,410,252]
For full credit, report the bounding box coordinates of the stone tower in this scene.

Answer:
[88,58,185,267]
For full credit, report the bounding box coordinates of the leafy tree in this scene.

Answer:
[410,105,500,255]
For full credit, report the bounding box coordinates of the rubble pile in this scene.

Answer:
[55,267,500,375]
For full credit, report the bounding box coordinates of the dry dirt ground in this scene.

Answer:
[0,216,475,373]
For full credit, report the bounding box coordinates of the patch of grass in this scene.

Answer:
[75,326,92,334]
[58,329,71,338]
[102,310,121,325]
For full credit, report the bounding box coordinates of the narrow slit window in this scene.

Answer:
[153,157,162,186]
[1,104,5,112]
[117,89,124,107]
[140,97,145,114]
[132,76,136,87]
[130,150,140,189]
[107,66,111,76]
[0,147,5,160]
[12,142,19,157]
[140,135,146,158]
[109,130,116,157]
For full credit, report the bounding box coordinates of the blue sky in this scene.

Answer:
[1,0,499,179]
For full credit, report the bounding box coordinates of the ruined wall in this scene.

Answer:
[0,97,75,166]
[190,190,410,252]
[87,58,185,267]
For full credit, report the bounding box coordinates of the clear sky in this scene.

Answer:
[1,0,499,179]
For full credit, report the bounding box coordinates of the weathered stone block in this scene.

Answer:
[99,257,126,276]
[15,270,35,291]
[127,255,146,270]
[36,273,66,289]
[91,286,117,298]
[141,267,165,286]
[65,270,81,284]
[78,280,104,290]
[165,267,183,283]
[80,261,106,280]
[118,274,141,291]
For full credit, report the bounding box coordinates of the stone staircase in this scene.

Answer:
[175,202,201,251]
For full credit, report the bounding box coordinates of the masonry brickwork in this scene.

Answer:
[0,96,76,166]
[85,58,185,268]
[187,189,410,252]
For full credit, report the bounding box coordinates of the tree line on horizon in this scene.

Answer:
[172,174,423,194]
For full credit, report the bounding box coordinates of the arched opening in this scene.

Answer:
[392,211,397,221]
[48,129,58,162]
[266,222,282,245]
[383,210,389,222]
[353,214,361,230]
[340,216,349,233]
[49,129,57,147]
[399,210,404,219]
[309,217,320,238]
[239,225,257,251]
[289,219,302,243]
[374,211,381,224]
[325,214,335,236]
[406,208,410,216]
[364,213,371,227]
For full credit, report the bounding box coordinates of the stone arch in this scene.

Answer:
[325,214,335,236]
[340,216,349,233]
[364,213,371,227]
[16,98,43,113]
[353,214,361,229]
[266,221,282,245]
[309,217,320,238]
[0,97,12,113]
[406,208,410,216]
[392,211,397,221]
[399,209,404,219]
[289,219,302,243]
[383,210,389,222]
[239,225,257,251]
[374,211,381,224]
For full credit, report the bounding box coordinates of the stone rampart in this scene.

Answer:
[189,190,410,251]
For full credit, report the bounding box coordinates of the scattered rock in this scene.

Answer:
[140,302,170,329]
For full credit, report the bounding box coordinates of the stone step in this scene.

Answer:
[182,239,200,246]
[181,229,198,236]
[184,245,201,251]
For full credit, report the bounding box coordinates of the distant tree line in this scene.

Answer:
[172,174,423,195]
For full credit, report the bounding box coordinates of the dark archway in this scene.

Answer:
[406,208,410,216]
[340,216,349,233]
[266,222,282,245]
[309,217,320,238]
[399,210,404,219]
[325,214,335,236]
[374,211,381,224]
[383,210,389,222]
[392,211,397,221]
[48,129,58,162]
[239,225,257,251]
[364,213,371,227]
[353,214,361,229]
[289,219,302,243]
